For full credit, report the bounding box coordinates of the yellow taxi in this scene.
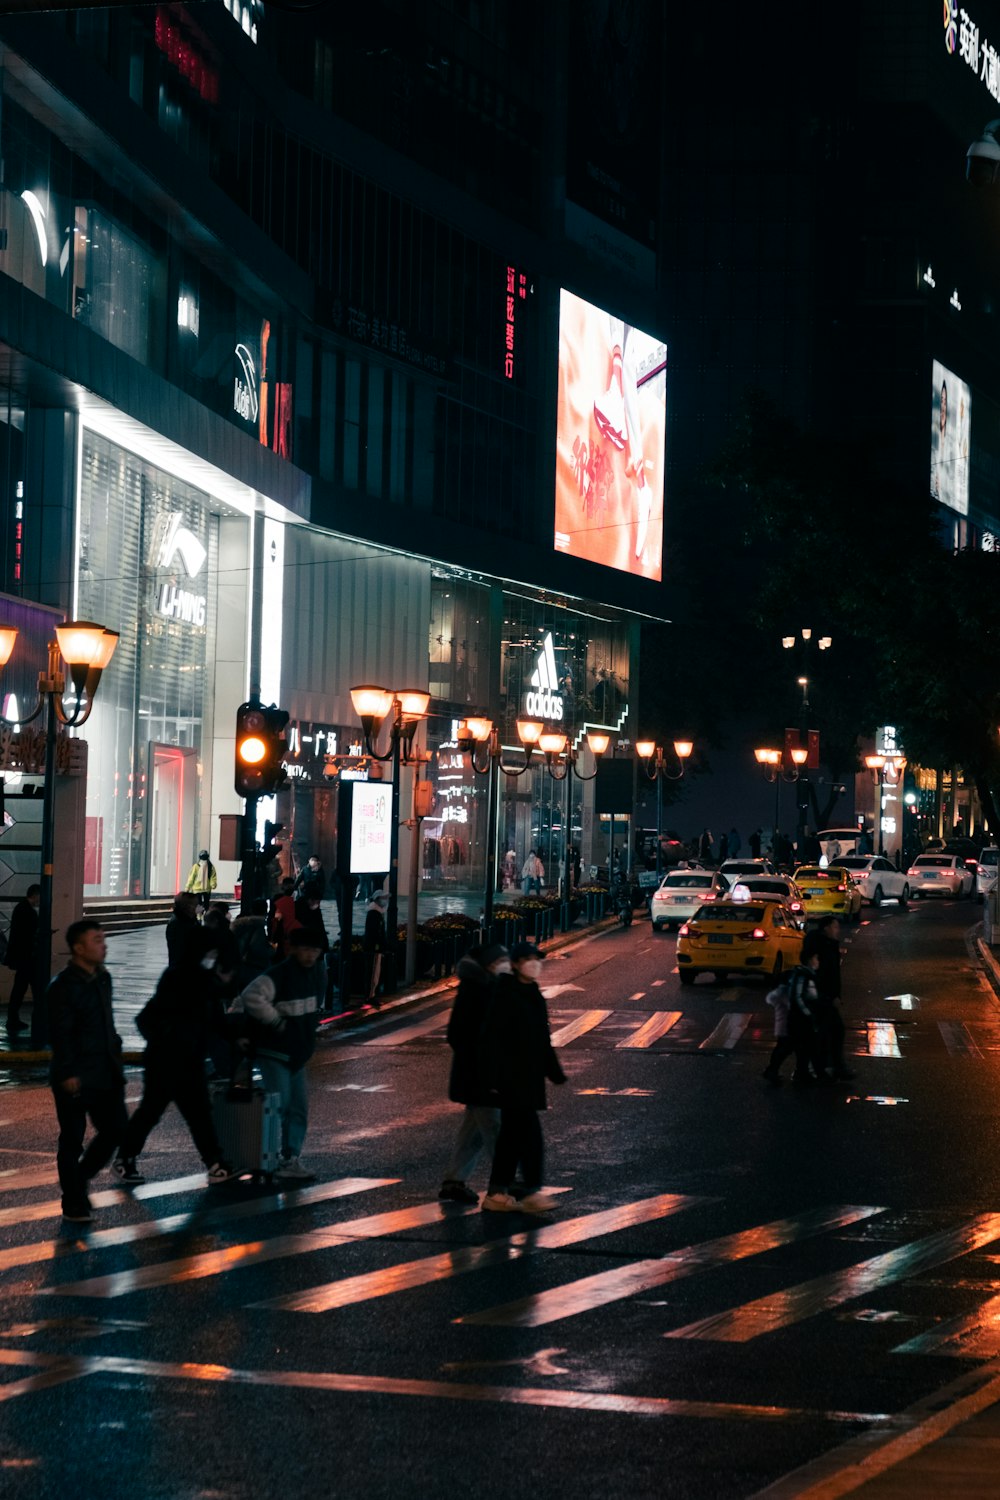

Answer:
[676,897,805,984]
[792,865,863,922]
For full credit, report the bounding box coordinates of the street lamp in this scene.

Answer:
[636,739,694,877]
[457,717,610,935]
[0,619,119,1032]
[864,753,903,858]
[350,684,430,991]
[755,743,807,850]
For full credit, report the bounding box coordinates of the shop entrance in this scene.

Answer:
[148,744,197,896]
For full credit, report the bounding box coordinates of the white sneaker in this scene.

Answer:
[275,1156,315,1181]
[481,1191,519,1212]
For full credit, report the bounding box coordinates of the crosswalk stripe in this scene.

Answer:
[47,1196,479,1299]
[0,1165,60,1192]
[665,1211,1000,1343]
[459,1205,886,1328]
[892,1291,1000,1357]
[938,1021,983,1057]
[616,1012,682,1049]
[699,1014,751,1050]
[548,1010,613,1047]
[255,1192,704,1315]
[0,1178,397,1278]
[651,979,666,987]
[0,1173,212,1230]
[867,1020,901,1057]
[628,991,646,1001]
[366,1009,449,1047]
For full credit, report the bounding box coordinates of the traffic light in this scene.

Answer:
[260,819,284,869]
[235,702,289,797]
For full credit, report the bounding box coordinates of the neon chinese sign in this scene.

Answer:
[945,5,1000,105]
[503,265,527,380]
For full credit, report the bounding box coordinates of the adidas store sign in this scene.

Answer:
[524,632,564,721]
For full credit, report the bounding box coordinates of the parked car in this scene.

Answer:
[832,855,909,907]
[905,854,974,899]
[718,858,775,880]
[976,847,999,902]
[677,898,803,983]
[649,869,725,931]
[792,865,864,921]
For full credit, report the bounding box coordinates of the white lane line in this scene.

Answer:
[893,1290,1000,1356]
[616,1012,682,1050]
[255,1193,701,1315]
[461,1205,886,1328]
[699,1014,751,1051]
[651,979,667,987]
[867,1021,901,1058]
[366,1009,450,1047]
[0,1172,210,1230]
[666,1212,1000,1343]
[938,1021,983,1057]
[548,1010,613,1047]
[628,991,646,1001]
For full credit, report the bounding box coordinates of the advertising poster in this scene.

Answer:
[554,289,666,580]
[349,780,391,874]
[930,358,970,516]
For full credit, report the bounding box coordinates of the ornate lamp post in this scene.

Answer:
[635,738,694,877]
[755,743,807,851]
[350,684,430,991]
[0,619,119,1026]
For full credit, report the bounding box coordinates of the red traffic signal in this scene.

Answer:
[235,702,289,797]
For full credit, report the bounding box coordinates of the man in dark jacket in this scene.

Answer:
[240,928,325,1181]
[5,883,39,1034]
[166,891,200,968]
[362,891,388,1004]
[802,915,855,1080]
[480,941,566,1214]
[113,930,234,1186]
[439,944,510,1204]
[48,919,127,1223]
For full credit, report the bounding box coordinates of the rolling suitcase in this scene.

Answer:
[210,1083,282,1180]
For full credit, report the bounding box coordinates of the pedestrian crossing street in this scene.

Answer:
[340,998,1000,1060]
[4,1170,1000,1369]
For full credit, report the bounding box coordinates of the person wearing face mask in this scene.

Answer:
[480,941,566,1213]
[112,930,235,1188]
[438,943,510,1204]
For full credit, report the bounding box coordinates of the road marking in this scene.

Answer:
[47,1197,480,1299]
[0,1172,210,1230]
[460,1205,886,1328]
[540,984,585,999]
[651,979,667,987]
[366,1010,449,1047]
[616,1012,682,1049]
[548,1010,613,1047]
[699,1014,751,1050]
[665,1212,1000,1343]
[628,991,646,1001]
[0,1179,398,1278]
[893,1290,1000,1356]
[0,1345,893,1424]
[254,1194,703,1315]
[886,993,919,1009]
[0,1165,60,1192]
[938,1021,983,1057]
[867,1020,901,1058]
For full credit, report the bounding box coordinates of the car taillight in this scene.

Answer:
[678,923,690,936]
[750,928,768,940]
[836,883,847,892]
[790,901,802,911]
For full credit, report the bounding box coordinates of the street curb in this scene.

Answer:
[975,933,1000,1002]
[0,915,620,1068]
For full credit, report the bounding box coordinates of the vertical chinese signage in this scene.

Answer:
[503,265,528,380]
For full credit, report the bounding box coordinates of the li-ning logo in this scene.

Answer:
[524,632,564,721]
[158,513,207,578]
[234,343,259,423]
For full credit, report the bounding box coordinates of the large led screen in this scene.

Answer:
[930,359,970,516]
[554,289,666,580]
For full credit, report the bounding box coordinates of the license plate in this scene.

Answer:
[805,888,826,896]
[707,933,733,945]
[922,872,939,879]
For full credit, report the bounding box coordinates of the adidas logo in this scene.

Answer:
[525,632,564,721]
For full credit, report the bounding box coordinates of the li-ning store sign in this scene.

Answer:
[523,632,564,722]
[156,513,207,627]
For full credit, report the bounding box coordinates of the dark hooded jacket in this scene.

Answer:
[136,935,226,1065]
[480,972,566,1111]
[47,962,123,1090]
[446,954,499,1106]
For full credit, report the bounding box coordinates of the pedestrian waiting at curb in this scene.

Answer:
[480,941,566,1214]
[47,919,127,1224]
[238,927,325,1181]
[5,882,39,1036]
[113,929,235,1188]
[439,943,510,1204]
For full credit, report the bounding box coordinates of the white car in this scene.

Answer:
[834,855,909,907]
[977,847,999,902]
[718,858,775,881]
[650,869,725,931]
[734,875,806,919]
[905,854,974,899]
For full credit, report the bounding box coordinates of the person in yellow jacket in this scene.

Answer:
[184,850,217,911]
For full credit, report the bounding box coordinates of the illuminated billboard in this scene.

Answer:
[349,780,391,874]
[554,289,666,580]
[930,359,970,516]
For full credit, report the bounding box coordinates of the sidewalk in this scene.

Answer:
[0,897,613,1068]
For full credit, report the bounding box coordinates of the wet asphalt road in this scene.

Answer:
[1,896,999,1498]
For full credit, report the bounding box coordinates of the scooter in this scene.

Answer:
[613,880,634,927]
